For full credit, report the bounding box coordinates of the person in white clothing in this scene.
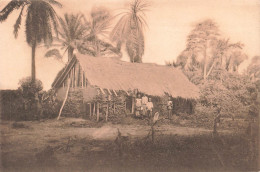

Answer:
[135,94,142,117]
[146,97,154,118]
[167,96,173,118]
[141,95,148,116]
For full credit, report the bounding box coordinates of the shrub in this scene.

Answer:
[195,70,258,126]
[41,89,61,119]
[18,77,43,100]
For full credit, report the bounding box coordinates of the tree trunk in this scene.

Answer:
[31,40,37,83]
[206,60,216,78]
[95,37,100,57]
[57,78,71,120]
[68,46,74,61]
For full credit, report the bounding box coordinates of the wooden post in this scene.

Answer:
[75,64,78,87]
[93,103,96,116]
[89,103,92,117]
[105,103,108,122]
[113,102,116,114]
[83,73,86,87]
[97,102,100,122]
[72,69,74,87]
[81,67,84,88]
[131,96,135,114]
[124,101,127,115]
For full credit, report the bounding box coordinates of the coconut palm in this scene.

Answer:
[110,0,149,63]
[75,7,122,58]
[46,9,121,61]
[45,13,89,62]
[79,7,122,57]
[0,0,62,83]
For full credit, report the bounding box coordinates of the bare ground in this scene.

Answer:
[0,117,250,172]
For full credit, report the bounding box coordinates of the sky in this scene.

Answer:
[0,0,260,90]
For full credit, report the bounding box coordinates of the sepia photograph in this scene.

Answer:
[0,0,259,171]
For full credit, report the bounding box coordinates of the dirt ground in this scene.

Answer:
[0,117,253,172]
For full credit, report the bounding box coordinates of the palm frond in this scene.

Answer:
[0,0,28,22]
[110,0,148,62]
[13,5,25,38]
[45,48,62,59]
[44,0,62,8]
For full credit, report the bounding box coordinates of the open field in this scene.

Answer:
[0,117,254,172]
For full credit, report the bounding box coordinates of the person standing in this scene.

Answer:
[142,95,148,117]
[135,93,142,117]
[167,96,173,118]
[146,97,154,118]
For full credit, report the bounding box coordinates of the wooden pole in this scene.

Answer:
[81,66,83,88]
[97,102,100,122]
[89,103,92,117]
[57,78,71,120]
[93,103,96,116]
[72,67,74,88]
[113,102,116,114]
[124,101,127,115]
[105,103,108,122]
[75,64,78,87]
[83,73,86,87]
[131,96,135,114]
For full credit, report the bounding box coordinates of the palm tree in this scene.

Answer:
[0,0,62,83]
[110,0,149,63]
[46,9,121,61]
[76,7,122,58]
[45,13,89,61]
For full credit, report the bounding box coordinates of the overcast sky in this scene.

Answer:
[0,0,260,90]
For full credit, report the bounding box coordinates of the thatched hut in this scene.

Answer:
[52,53,199,120]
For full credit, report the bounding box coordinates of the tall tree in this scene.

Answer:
[0,0,62,83]
[248,56,260,83]
[175,20,247,80]
[212,38,245,73]
[186,19,220,80]
[45,13,89,62]
[77,7,122,58]
[110,0,149,63]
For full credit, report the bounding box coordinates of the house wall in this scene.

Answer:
[56,86,99,118]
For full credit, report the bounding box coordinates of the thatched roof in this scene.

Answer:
[53,53,199,99]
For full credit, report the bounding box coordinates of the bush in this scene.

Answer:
[16,77,44,120]
[41,89,61,119]
[18,77,43,100]
[195,70,258,125]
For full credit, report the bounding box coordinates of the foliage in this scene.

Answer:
[41,89,61,118]
[110,0,149,63]
[0,0,62,82]
[18,76,43,100]
[247,56,260,88]
[45,13,89,61]
[78,7,122,57]
[172,19,247,80]
[46,9,121,61]
[0,90,25,120]
[167,19,256,124]
[0,0,61,47]
[195,69,257,121]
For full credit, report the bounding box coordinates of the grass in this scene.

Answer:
[0,117,257,172]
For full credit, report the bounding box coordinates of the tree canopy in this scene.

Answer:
[110,0,149,63]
